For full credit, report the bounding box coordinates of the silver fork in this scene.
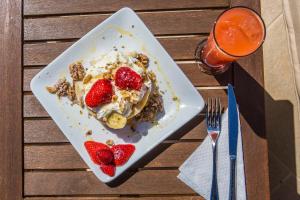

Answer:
[206,98,222,200]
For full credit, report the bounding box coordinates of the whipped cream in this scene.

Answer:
[83,51,152,119]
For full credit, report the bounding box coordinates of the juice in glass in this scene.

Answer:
[196,7,266,74]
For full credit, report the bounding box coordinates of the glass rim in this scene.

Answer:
[212,6,267,58]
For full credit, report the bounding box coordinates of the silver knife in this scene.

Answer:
[228,84,239,200]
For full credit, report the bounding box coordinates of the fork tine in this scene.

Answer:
[217,97,221,129]
[207,98,211,127]
[205,98,209,127]
[214,97,218,128]
[210,98,214,128]
[210,98,213,127]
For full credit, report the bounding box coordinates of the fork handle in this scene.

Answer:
[210,144,219,200]
[228,157,236,200]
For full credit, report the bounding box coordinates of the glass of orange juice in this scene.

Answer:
[195,6,266,75]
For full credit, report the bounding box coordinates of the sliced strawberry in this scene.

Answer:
[96,149,114,165]
[85,79,113,107]
[100,164,116,177]
[84,141,110,165]
[112,144,136,166]
[115,67,142,90]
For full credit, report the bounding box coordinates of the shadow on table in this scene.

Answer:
[217,62,299,199]
[108,114,203,187]
[109,60,299,199]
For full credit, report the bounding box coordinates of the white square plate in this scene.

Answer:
[31,7,204,183]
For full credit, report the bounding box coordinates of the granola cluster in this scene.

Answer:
[135,53,149,67]
[46,78,74,100]
[47,62,87,102]
[69,62,85,81]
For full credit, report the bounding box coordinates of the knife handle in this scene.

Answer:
[229,158,236,200]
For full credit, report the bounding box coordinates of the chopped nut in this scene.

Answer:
[55,78,70,97]
[67,85,76,101]
[46,86,57,94]
[103,73,113,80]
[136,53,149,68]
[69,62,86,81]
[106,139,114,146]
[112,95,118,102]
[83,74,92,84]
[120,90,131,99]
[148,71,157,82]
[130,91,139,104]
[85,130,92,136]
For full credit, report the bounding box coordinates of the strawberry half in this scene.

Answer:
[96,149,114,165]
[100,164,116,177]
[84,141,136,177]
[115,66,143,90]
[112,144,136,166]
[84,141,110,165]
[85,79,113,107]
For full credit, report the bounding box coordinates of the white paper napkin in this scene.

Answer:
[178,109,246,200]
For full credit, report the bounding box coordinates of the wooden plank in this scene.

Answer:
[24,36,204,66]
[231,1,270,199]
[24,115,206,143]
[25,196,203,200]
[0,0,23,200]
[24,10,223,41]
[23,89,227,118]
[23,64,231,91]
[24,0,228,16]
[24,142,200,169]
[24,170,195,195]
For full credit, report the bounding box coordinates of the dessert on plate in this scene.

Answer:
[46,50,164,176]
[47,50,163,130]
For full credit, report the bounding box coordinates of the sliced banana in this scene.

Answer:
[106,112,127,129]
[128,87,151,119]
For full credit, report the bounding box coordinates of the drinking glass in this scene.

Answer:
[195,6,266,75]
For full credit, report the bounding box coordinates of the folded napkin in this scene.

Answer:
[178,109,246,200]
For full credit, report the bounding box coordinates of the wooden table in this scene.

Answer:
[0,0,270,199]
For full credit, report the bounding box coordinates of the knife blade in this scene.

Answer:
[228,84,239,158]
[228,84,239,200]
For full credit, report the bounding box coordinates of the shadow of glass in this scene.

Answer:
[215,61,299,198]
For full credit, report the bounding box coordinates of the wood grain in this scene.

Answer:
[24,10,223,41]
[24,0,228,16]
[20,1,270,199]
[24,142,200,169]
[25,197,203,200]
[23,89,227,117]
[25,170,195,195]
[0,0,23,200]
[24,114,206,144]
[24,36,204,66]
